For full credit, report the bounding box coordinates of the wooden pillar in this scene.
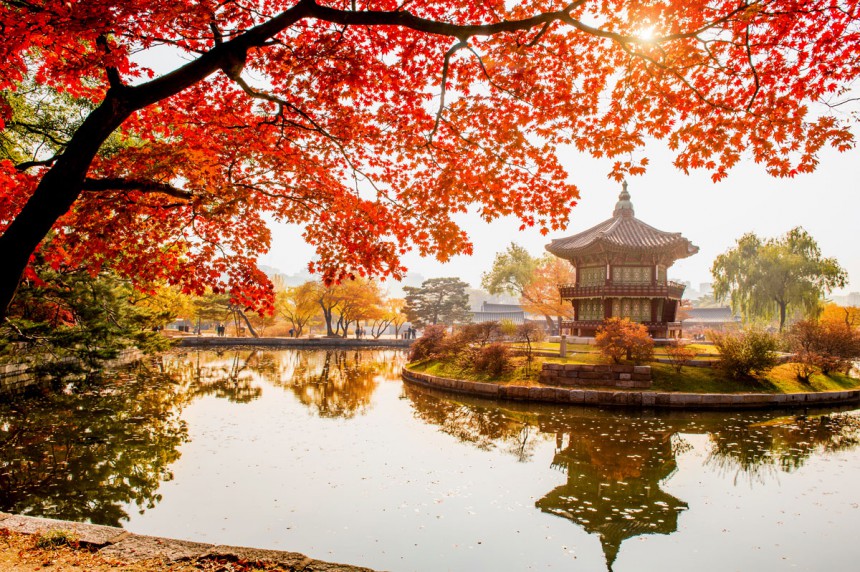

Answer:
[650,298,660,322]
[666,300,677,322]
[572,299,580,321]
[604,298,613,319]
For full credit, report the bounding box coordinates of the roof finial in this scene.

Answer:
[613,180,634,217]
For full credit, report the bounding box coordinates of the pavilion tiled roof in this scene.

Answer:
[545,182,699,262]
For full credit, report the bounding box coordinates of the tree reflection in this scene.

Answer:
[162,350,264,403]
[268,350,404,418]
[706,412,860,485]
[0,367,189,526]
[404,383,541,460]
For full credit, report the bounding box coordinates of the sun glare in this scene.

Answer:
[635,25,656,41]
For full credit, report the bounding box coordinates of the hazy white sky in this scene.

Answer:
[261,138,860,296]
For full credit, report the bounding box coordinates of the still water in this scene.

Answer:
[3,348,860,571]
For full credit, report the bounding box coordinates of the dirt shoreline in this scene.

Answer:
[0,512,377,571]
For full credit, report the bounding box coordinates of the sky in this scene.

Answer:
[260,138,860,296]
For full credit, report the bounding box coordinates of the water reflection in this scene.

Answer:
[2,349,860,571]
[404,384,860,570]
[0,368,189,526]
[536,419,687,571]
[161,349,404,417]
[404,384,542,460]
[165,350,265,403]
[707,413,860,485]
[269,350,398,418]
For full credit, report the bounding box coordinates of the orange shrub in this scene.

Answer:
[595,318,654,365]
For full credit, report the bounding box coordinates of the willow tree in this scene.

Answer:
[711,228,847,331]
[3,1,860,319]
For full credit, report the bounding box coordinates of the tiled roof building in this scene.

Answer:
[545,182,698,338]
[471,302,526,325]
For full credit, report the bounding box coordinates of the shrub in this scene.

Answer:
[472,342,513,377]
[456,322,503,347]
[665,342,697,373]
[785,319,860,380]
[408,324,449,361]
[514,322,545,363]
[709,328,779,379]
[595,318,654,365]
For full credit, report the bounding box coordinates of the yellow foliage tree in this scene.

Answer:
[520,256,575,333]
[820,303,860,330]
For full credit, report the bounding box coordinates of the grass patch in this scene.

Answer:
[408,358,543,385]
[527,341,719,359]
[35,529,77,550]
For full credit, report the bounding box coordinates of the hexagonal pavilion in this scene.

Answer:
[545,182,698,338]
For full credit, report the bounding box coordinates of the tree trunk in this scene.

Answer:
[779,302,787,332]
[0,94,132,318]
[236,308,258,338]
[320,302,335,336]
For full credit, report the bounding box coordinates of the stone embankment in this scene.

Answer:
[539,363,652,388]
[0,512,375,571]
[0,348,142,396]
[401,366,860,410]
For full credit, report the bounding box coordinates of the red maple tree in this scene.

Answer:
[2,0,858,317]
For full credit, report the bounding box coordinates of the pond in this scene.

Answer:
[2,348,860,571]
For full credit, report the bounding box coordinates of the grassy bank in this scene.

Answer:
[407,358,860,394]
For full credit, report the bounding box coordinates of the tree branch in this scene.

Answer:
[15,155,60,171]
[428,40,468,144]
[97,35,124,90]
[82,177,194,199]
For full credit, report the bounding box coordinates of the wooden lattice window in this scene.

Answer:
[579,299,603,321]
[611,266,651,284]
[579,266,606,286]
[613,298,650,322]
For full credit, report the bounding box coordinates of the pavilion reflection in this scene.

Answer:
[535,418,687,571]
[403,382,860,571]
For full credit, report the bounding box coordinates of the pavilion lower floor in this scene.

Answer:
[563,296,684,339]
[560,320,683,339]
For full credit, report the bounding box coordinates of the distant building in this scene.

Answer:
[681,307,741,336]
[471,302,526,325]
[545,182,699,338]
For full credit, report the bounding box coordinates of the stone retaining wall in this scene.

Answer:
[539,363,652,388]
[0,349,142,397]
[0,362,40,395]
[401,367,860,409]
